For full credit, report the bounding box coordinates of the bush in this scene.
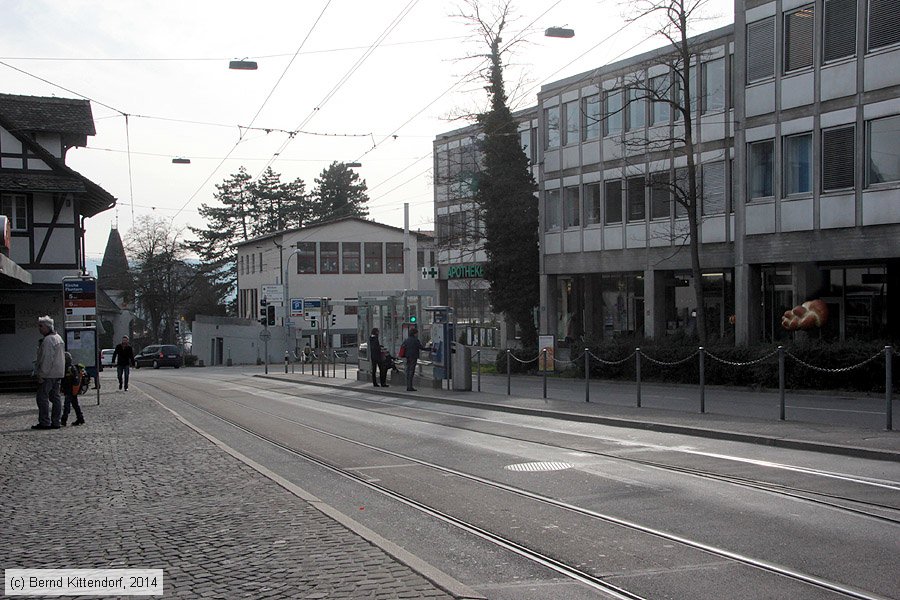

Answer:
[575,338,895,393]
[495,349,541,374]
[183,354,198,367]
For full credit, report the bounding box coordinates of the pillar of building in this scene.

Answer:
[539,273,557,337]
[643,269,667,339]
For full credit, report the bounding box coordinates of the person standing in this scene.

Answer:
[368,328,388,387]
[61,352,86,427]
[112,336,135,391]
[33,315,64,430]
[400,327,427,392]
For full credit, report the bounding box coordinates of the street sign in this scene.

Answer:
[262,284,284,304]
[421,266,438,279]
[290,298,304,317]
[62,277,97,324]
[303,297,322,318]
[258,329,272,341]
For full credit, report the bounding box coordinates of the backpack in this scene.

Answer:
[65,363,87,395]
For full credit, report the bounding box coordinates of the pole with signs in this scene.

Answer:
[62,276,100,405]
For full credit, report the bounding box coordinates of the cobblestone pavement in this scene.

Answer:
[0,390,454,599]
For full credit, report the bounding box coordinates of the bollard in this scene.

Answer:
[476,350,482,392]
[332,352,336,378]
[778,346,785,421]
[636,348,642,408]
[344,352,348,379]
[284,351,289,374]
[507,350,511,396]
[584,348,590,403]
[542,349,548,399]
[886,346,893,431]
[699,347,706,414]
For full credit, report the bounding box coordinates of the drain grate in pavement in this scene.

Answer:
[504,461,573,472]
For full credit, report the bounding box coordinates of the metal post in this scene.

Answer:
[542,349,548,399]
[584,348,590,403]
[699,347,706,414]
[778,345,785,421]
[344,351,348,379]
[264,339,269,374]
[636,348,642,408]
[475,350,481,392]
[284,351,289,374]
[886,346,893,431]
[506,349,511,396]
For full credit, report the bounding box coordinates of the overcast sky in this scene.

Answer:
[1,0,732,263]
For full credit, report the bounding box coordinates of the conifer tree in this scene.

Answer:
[310,162,369,223]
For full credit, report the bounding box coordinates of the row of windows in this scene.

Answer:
[298,242,404,275]
[436,210,483,247]
[238,252,265,275]
[544,161,728,231]
[747,0,900,84]
[545,57,727,149]
[747,114,900,199]
[0,194,27,231]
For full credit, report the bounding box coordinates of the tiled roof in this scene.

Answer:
[0,171,86,194]
[0,93,96,136]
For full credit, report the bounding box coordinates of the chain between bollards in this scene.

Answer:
[886,346,893,431]
[778,346,786,421]
[699,347,706,414]
[584,348,590,403]
[636,348,642,408]
[506,349,511,396]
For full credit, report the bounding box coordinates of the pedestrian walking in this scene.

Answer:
[368,328,389,387]
[33,315,64,430]
[112,336,135,391]
[399,327,428,391]
[61,352,86,427]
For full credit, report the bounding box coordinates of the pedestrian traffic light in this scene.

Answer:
[408,305,417,325]
[267,304,276,327]
[309,315,318,329]
[174,321,180,334]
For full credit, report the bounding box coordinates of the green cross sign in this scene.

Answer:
[421,266,438,279]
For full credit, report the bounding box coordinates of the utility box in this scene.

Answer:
[452,343,472,391]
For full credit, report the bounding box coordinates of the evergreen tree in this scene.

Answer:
[310,162,369,223]
[468,2,540,348]
[250,167,311,235]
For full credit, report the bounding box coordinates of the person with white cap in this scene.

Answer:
[33,315,65,430]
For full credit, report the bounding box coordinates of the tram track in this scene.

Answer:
[142,377,895,600]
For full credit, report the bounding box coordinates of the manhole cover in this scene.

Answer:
[504,461,573,472]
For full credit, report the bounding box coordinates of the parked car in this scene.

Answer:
[134,344,183,369]
[99,348,115,368]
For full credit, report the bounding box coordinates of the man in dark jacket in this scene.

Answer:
[368,328,388,387]
[112,336,135,391]
[400,328,427,391]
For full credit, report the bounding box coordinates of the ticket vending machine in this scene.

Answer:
[425,306,454,383]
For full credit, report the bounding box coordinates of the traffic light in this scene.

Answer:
[408,305,418,325]
[267,305,276,327]
[259,298,268,326]
[174,320,180,334]
[330,313,337,326]
[309,315,318,329]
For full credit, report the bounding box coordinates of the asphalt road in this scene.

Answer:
[136,367,900,600]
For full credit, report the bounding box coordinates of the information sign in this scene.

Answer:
[290,298,304,317]
[261,284,284,304]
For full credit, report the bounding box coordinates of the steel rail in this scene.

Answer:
[146,379,893,600]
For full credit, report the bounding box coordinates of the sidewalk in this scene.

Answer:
[0,390,463,599]
[259,368,900,462]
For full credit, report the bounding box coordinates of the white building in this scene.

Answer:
[194,217,434,365]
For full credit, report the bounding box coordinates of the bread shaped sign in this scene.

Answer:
[781,299,828,331]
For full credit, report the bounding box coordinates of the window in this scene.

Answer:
[545,106,560,149]
[519,129,533,164]
[604,89,623,136]
[823,0,856,61]
[344,304,358,316]
[784,6,815,72]
[364,242,383,274]
[238,255,244,275]
[417,249,425,270]
[585,183,602,224]
[748,140,775,198]
[627,176,646,221]
[386,242,404,273]
[674,66,698,121]
[250,253,255,274]
[674,168,690,218]
[869,0,900,51]
[784,133,813,195]
[747,18,776,82]
[650,172,671,219]
[650,75,670,125]
[1,194,27,231]
[545,188,560,231]
[627,87,645,131]
[342,242,360,273]
[702,161,726,215]
[823,125,855,191]
[259,252,263,272]
[319,242,339,274]
[867,115,900,184]
[583,94,601,140]
[436,214,450,246]
[604,180,622,224]
[296,242,316,274]
[702,58,725,113]
[563,100,579,145]
[449,211,467,245]
[0,304,15,334]
[564,186,580,228]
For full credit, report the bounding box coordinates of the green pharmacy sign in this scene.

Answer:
[447,264,485,279]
